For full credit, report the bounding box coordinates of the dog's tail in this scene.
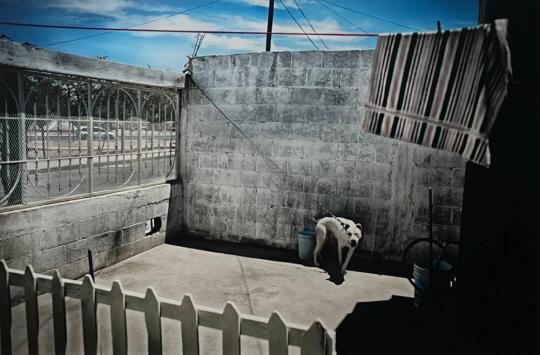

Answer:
[309,210,337,224]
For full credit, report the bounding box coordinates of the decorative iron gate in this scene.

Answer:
[0,42,181,209]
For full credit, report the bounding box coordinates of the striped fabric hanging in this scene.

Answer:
[363,19,511,167]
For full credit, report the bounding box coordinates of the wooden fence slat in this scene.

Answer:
[179,294,199,355]
[80,275,97,355]
[300,321,326,355]
[144,287,162,355]
[268,312,288,355]
[288,327,305,347]
[325,331,334,355]
[197,308,223,329]
[64,280,82,298]
[7,269,24,287]
[37,276,53,294]
[222,302,240,355]
[0,261,12,355]
[95,286,111,305]
[125,293,146,312]
[24,265,39,355]
[52,270,67,355]
[241,317,268,339]
[110,281,127,355]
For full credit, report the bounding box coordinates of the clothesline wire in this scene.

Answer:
[0,21,380,37]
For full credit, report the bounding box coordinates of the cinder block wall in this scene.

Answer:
[182,50,465,259]
[0,184,170,278]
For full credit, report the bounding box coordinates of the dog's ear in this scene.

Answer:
[356,223,362,231]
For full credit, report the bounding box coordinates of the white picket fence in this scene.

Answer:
[0,260,335,355]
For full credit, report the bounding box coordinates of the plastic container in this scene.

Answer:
[297,231,316,259]
[413,261,453,307]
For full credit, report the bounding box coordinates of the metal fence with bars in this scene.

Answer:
[0,261,335,355]
[0,69,179,209]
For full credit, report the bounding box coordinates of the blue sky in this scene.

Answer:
[0,0,478,71]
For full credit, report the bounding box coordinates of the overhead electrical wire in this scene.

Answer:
[290,0,329,50]
[320,0,422,32]
[41,0,222,47]
[0,21,379,37]
[277,0,320,50]
[315,0,368,34]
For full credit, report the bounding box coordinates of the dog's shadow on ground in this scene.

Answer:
[306,237,347,285]
[318,257,345,285]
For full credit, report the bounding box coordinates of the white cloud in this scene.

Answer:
[40,0,132,15]
[106,13,219,37]
[40,0,371,57]
[224,15,359,43]
[105,11,368,54]
[227,0,317,10]
[201,34,291,52]
[202,34,264,51]
[234,0,269,7]
[39,0,175,17]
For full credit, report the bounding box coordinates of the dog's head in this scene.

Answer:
[341,220,363,248]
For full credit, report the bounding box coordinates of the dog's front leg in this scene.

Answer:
[341,247,354,274]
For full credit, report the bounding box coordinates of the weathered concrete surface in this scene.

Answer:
[9,243,413,354]
[0,184,170,279]
[0,39,184,88]
[180,50,465,259]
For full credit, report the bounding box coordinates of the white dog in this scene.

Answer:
[313,216,363,274]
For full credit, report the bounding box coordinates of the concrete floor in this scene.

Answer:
[10,243,413,354]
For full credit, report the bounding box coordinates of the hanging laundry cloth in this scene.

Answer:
[363,19,511,167]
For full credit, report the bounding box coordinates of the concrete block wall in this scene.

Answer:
[0,184,170,278]
[182,50,465,259]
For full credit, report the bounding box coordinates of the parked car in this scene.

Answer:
[78,126,115,140]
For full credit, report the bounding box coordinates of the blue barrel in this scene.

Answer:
[297,231,316,259]
[413,261,453,307]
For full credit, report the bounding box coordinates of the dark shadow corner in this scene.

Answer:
[336,295,460,355]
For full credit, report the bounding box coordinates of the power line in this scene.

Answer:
[0,21,380,37]
[320,0,422,32]
[277,0,319,50]
[290,0,329,50]
[315,0,368,33]
[41,0,221,47]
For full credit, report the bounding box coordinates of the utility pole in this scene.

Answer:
[265,0,275,51]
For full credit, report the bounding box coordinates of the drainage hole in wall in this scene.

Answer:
[145,217,162,236]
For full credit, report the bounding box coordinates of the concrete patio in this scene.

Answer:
[10,243,413,354]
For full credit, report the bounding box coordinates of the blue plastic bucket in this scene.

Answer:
[413,261,453,307]
[297,231,316,259]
